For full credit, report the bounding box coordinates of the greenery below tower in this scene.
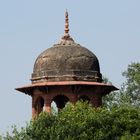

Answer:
[3,102,140,140]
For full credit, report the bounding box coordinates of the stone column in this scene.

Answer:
[92,95,102,107]
[32,106,36,119]
[32,97,36,119]
[69,94,78,104]
[45,98,51,113]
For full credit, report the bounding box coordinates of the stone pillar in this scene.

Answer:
[32,106,36,119]
[32,97,36,119]
[45,98,51,113]
[69,94,77,104]
[92,95,102,107]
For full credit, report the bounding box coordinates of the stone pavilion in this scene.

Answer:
[16,11,118,118]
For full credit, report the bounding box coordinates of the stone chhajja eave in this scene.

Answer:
[15,81,119,95]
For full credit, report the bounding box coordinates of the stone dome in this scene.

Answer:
[31,11,102,83]
[31,37,102,83]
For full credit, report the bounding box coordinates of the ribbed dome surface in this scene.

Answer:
[31,38,102,83]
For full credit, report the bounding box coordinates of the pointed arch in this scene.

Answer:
[51,95,69,111]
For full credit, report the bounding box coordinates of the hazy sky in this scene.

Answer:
[0,0,140,133]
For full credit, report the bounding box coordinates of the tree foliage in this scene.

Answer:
[121,62,140,106]
[3,102,140,140]
[103,62,140,108]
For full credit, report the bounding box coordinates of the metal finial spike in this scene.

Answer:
[64,10,69,37]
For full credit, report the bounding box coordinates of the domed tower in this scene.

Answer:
[16,11,118,118]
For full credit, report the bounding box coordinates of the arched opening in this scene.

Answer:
[35,97,45,115]
[79,95,90,102]
[51,95,69,112]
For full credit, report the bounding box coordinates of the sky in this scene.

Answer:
[0,0,140,134]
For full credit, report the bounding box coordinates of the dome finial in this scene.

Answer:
[60,10,74,43]
[64,9,70,38]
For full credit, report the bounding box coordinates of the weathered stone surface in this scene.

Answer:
[32,41,102,83]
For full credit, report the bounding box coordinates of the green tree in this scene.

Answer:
[103,62,140,108]
[3,102,140,140]
[120,62,140,106]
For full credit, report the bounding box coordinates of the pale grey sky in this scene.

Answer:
[0,0,140,133]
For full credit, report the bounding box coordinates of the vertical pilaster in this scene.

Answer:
[32,96,36,119]
[69,94,77,104]
[45,97,51,113]
[92,95,102,107]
